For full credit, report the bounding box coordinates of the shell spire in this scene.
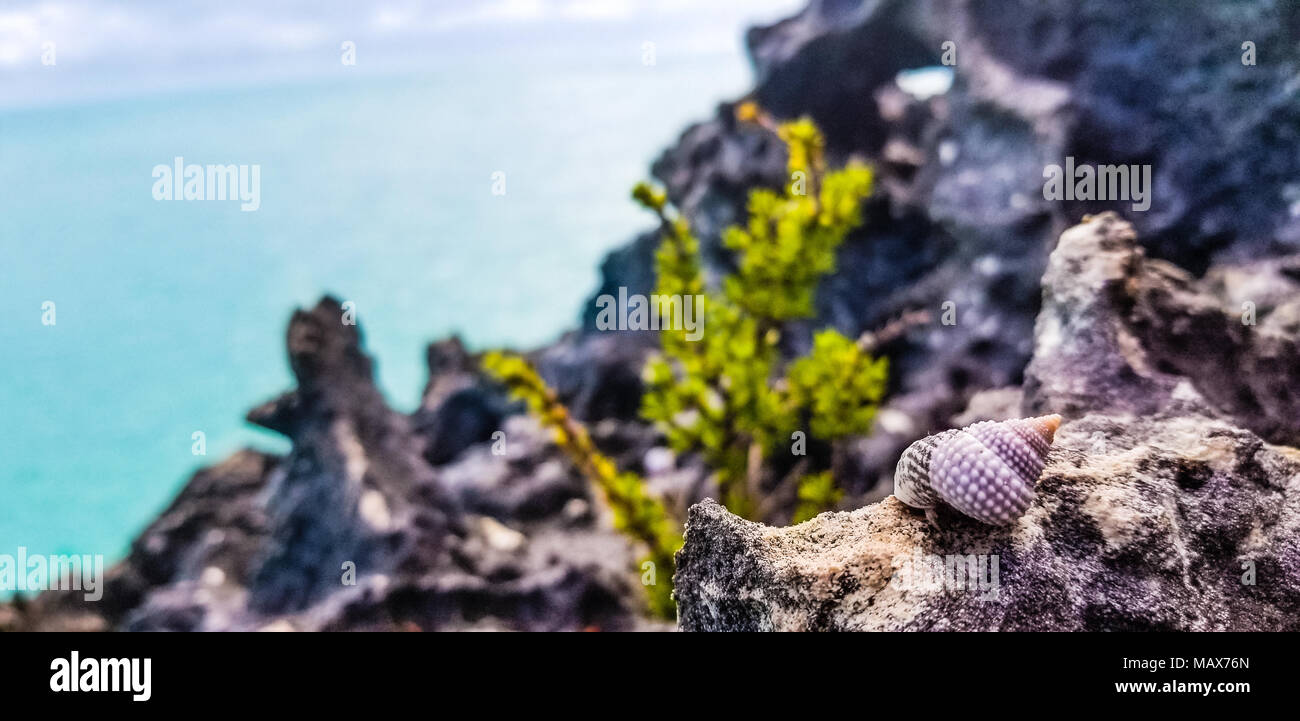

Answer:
[893,414,1061,526]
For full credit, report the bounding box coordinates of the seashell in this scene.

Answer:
[893,414,1062,526]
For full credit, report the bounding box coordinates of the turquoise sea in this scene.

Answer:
[0,48,766,569]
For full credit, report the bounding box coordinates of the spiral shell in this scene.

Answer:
[893,414,1061,526]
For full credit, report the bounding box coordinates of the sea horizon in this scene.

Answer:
[0,12,796,572]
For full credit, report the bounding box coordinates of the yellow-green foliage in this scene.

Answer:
[792,470,839,525]
[722,120,873,322]
[637,104,886,520]
[481,107,887,619]
[787,329,890,439]
[481,351,679,618]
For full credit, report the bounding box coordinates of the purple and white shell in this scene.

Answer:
[893,414,1062,526]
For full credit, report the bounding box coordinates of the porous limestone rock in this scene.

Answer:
[675,215,1300,631]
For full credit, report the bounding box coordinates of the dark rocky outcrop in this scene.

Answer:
[581,0,1300,496]
[5,299,664,631]
[411,337,513,466]
[673,215,1300,631]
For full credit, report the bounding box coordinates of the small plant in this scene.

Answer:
[635,102,886,520]
[483,105,888,618]
[481,351,679,618]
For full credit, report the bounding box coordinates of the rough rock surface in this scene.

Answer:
[1024,213,1300,446]
[674,215,1300,631]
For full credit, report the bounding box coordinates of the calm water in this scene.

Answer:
[0,52,756,566]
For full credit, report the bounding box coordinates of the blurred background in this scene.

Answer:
[0,0,803,572]
[5,0,1300,633]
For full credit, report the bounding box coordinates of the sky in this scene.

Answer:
[0,0,806,109]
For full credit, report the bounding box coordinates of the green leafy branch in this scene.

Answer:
[636,102,886,521]
[482,351,679,618]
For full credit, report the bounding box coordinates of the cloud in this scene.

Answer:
[0,0,804,107]
[0,3,67,66]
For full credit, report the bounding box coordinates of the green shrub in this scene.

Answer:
[635,103,885,520]
[483,105,887,618]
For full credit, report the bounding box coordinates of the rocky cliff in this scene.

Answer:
[5,0,1299,631]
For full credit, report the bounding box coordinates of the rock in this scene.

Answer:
[7,298,667,632]
[1026,212,1300,445]
[534,331,655,422]
[674,215,1300,631]
[411,336,513,466]
[950,387,1024,427]
[239,297,462,617]
[1023,213,1182,419]
[576,0,1300,500]
[676,407,1300,631]
[5,449,277,632]
[741,0,1300,267]
[439,415,588,522]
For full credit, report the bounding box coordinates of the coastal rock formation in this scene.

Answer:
[412,336,513,466]
[4,299,663,632]
[673,215,1300,631]
[1025,213,1300,446]
[7,0,1300,632]
[585,0,1300,497]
